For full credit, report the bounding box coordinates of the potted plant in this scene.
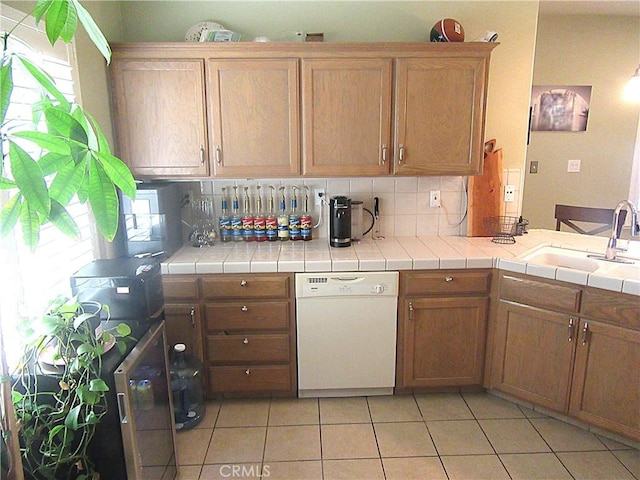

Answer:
[11,296,132,480]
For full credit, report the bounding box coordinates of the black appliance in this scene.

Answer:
[121,182,182,260]
[69,258,177,479]
[330,196,352,248]
[70,258,164,320]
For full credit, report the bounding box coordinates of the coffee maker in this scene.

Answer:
[329,196,351,248]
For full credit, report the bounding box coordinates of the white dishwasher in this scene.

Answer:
[295,272,399,398]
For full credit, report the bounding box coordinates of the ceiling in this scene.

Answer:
[539,1,640,16]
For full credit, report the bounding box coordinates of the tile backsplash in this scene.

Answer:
[178,171,523,241]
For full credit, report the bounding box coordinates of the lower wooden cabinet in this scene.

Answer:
[397,270,491,390]
[490,272,640,441]
[164,273,296,397]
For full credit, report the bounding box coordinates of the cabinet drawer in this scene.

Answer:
[206,334,290,363]
[204,302,290,331]
[402,270,491,296]
[208,365,291,393]
[201,274,290,299]
[581,289,640,330]
[163,276,199,300]
[500,274,581,313]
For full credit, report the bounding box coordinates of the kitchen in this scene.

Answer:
[1,1,639,479]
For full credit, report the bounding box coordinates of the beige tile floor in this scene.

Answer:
[175,392,639,480]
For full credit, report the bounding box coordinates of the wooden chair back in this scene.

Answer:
[554,204,627,236]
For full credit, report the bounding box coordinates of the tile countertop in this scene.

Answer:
[161,229,640,296]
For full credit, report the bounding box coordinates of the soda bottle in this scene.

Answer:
[219,187,231,242]
[266,186,278,242]
[277,186,290,241]
[231,185,243,242]
[289,186,301,241]
[242,186,255,242]
[301,185,313,241]
[254,185,267,242]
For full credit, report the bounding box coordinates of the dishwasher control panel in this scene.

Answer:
[295,272,399,298]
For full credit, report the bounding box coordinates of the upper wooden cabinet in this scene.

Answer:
[207,59,300,177]
[394,57,488,176]
[109,43,496,178]
[301,58,392,176]
[109,59,209,177]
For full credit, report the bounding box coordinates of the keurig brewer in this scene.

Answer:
[329,196,351,247]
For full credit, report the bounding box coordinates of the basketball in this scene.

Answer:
[430,18,465,42]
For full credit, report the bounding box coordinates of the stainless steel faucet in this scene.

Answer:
[605,200,639,260]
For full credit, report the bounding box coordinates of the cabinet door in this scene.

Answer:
[403,297,488,387]
[164,303,203,363]
[302,58,392,176]
[110,59,209,177]
[492,301,576,412]
[394,57,487,176]
[569,320,640,441]
[207,59,300,177]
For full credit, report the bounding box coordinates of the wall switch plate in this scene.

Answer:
[314,188,325,206]
[504,185,515,203]
[429,190,441,208]
[567,159,581,172]
[530,160,539,174]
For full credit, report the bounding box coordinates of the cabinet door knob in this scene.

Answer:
[240,280,247,287]
[243,338,249,345]
[241,305,248,312]
[215,145,222,165]
[444,276,453,282]
[245,369,251,375]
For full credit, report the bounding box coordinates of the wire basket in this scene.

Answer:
[483,216,518,244]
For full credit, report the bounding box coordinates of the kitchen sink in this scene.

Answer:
[519,245,639,278]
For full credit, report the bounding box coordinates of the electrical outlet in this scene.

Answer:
[504,185,515,203]
[314,188,325,206]
[429,190,441,208]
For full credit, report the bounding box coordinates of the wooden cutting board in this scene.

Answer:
[467,139,503,236]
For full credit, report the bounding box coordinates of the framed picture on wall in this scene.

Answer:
[530,85,592,132]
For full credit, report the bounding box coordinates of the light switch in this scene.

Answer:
[567,159,581,172]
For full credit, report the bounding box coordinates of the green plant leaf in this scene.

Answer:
[1,57,12,125]
[89,378,109,392]
[75,342,93,355]
[0,177,17,189]
[19,200,41,250]
[9,141,50,216]
[45,0,78,44]
[44,105,88,146]
[37,152,71,176]
[64,404,81,430]
[49,199,80,238]
[48,424,65,443]
[50,158,84,205]
[34,0,54,23]
[73,312,94,330]
[12,131,72,155]
[15,55,68,106]
[0,193,22,236]
[11,390,23,403]
[73,0,111,64]
[116,340,126,355]
[88,158,118,241]
[72,105,98,151]
[115,323,132,337]
[95,151,136,200]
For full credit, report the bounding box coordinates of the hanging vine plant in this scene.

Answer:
[1,0,136,250]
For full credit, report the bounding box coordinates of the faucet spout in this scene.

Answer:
[605,200,639,260]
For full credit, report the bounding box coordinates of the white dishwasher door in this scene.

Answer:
[296,272,398,398]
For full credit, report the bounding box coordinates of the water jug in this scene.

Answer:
[170,343,205,430]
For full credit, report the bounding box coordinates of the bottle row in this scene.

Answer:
[219,185,314,242]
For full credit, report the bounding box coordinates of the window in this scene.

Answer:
[0,6,96,368]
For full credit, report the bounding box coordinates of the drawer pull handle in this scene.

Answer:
[241,305,248,312]
[215,145,222,165]
[381,145,387,165]
[398,144,405,164]
[444,276,453,282]
[199,145,205,165]
[243,338,249,345]
[568,318,575,343]
[245,369,251,375]
[240,280,247,287]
